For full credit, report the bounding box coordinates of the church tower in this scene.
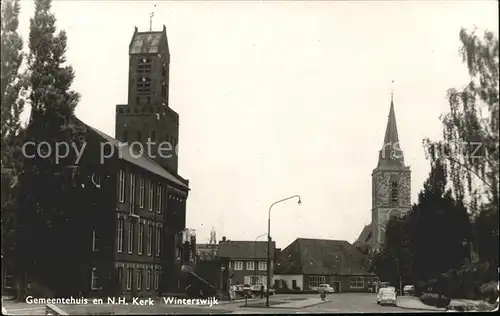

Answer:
[371,96,411,250]
[115,25,180,173]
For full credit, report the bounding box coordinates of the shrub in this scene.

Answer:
[420,293,450,307]
[480,281,498,304]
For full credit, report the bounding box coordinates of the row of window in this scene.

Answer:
[121,131,178,147]
[231,260,267,271]
[116,220,161,256]
[90,267,161,292]
[119,170,167,213]
[308,276,366,289]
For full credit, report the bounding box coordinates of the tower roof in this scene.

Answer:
[129,25,168,55]
[377,95,405,168]
[383,94,399,146]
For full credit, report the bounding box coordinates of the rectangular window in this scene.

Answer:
[136,77,151,94]
[117,267,123,284]
[117,220,124,253]
[258,261,267,271]
[92,230,99,251]
[150,131,156,142]
[148,181,154,211]
[246,261,254,271]
[137,269,143,290]
[155,271,160,290]
[118,170,125,203]
[148,225,153,256]
[157,185,162,213]
[128,222,134,254]
[139,177,145,208]
[391,181,398,203]
[123,131,128,142]
[138,223,144,255]
[309,276,326,288]
[249,276,260,286]
[147,269,152,290]
[127,268,133,290]
[129,173,136,214]
[156,226,161,257]
[350,276,364,289]
[234,261,243,271]
[91,268,99,290]
[4,271,13,288]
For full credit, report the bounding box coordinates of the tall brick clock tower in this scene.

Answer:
[371,96,411,250]
[115,25,180,174]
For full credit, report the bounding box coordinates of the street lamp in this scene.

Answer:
[266,195,301,307]
[254,233,267,284]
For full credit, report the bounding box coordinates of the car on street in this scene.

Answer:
[250,284,275,296]
[314,284,334,293]
[377,287,396,304]
[379,290,397,306]
[403,285,415,296]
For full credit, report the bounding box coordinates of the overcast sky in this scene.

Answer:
[17,0,499,248]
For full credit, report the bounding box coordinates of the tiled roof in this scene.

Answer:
[218,241,276,260]
[275,238,372,276]
[130,32,164,54]
[355,224,372,245]
[75,117,188,189]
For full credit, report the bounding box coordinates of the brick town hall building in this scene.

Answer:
[355,96,412,251]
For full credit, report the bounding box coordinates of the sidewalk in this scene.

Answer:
[271,297,330,309]
[396,296,446,311]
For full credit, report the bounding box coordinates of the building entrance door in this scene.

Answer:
[332,281,341,293]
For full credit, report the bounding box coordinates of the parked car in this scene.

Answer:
[234,284,252,298]
[403,285,415,296]
[377,287,396,304]
[250,284,275,296]
[315,284,334,293]
[379,290,397,306]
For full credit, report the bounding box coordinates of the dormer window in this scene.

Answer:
[391,181,398,203]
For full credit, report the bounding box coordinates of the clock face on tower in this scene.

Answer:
[390,148,402,159]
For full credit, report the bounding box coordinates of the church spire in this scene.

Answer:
[383,95,400,146]
[378,94,404,167]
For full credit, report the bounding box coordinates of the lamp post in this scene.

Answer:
[266,195,301,307]
[254,233,267,284]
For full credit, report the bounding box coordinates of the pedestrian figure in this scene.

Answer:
[260,284,265,299]
[320,287,326,301]
[229,285,236,302]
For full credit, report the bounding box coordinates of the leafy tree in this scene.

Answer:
[1,0,25,295]
[424,28,499,275]
[16,0,84,297]
[371,159,472,296]
[409,159,471,282]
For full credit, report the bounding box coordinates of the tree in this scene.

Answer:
[424,28,499,209]
[409,159,471,282]
[16,0,84,297]
[424,28,499,274]
[371,159,472,296]
[1,0,24,152]
[1,0,25,295]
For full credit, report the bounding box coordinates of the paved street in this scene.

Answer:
[3,293,432,314]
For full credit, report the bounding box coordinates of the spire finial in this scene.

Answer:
[391,80,394,104]
[149,5,157,31]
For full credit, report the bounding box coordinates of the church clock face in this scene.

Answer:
[390,148,402,159]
